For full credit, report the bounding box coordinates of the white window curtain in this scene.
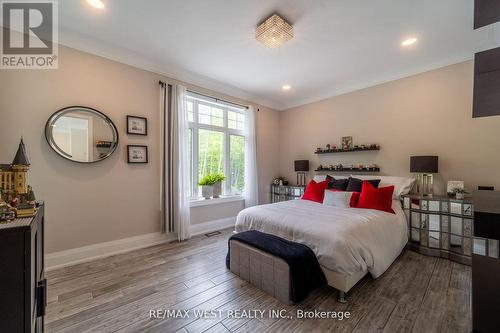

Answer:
[161,82,191,241]
[243,105,258,207]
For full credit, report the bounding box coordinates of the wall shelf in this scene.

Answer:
[315,147,380,154]
[315,167,380,173]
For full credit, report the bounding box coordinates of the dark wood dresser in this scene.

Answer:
[0,203,46,333]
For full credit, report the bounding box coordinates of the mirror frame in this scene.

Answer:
[45,106,119,163]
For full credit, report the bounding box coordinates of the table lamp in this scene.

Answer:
[294,160,309,186]
[410,156,438,196]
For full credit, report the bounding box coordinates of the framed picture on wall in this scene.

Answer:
[127,145,148,163]
[127,115,148,135]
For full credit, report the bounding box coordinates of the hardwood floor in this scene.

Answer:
[45,229,471,333]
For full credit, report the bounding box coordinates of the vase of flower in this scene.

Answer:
[453,188,467,200]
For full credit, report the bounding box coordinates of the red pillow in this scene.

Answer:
[356,181,395,214]
[330,190,360,207]
[350,192,360,207]
[302,180,329,203]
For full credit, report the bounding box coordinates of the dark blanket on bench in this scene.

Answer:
[226,230,327,303]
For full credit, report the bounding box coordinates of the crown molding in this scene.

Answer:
[281,53,474,111]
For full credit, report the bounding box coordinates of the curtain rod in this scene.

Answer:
[159,81,250,110]
[187,90,249,109]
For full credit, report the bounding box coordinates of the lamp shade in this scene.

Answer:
[410,156,438,173]
[294,160,309,172]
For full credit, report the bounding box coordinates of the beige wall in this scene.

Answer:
[279,61,500,194]
[0,46,280,253]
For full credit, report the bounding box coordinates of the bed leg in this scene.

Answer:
[337,291,347,303]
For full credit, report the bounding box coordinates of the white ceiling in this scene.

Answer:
[58,0,499,110]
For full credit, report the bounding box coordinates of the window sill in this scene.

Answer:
[189,195,245,208]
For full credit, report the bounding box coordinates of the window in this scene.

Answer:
[186,93,247,198]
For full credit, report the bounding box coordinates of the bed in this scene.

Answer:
[234,198,408,300]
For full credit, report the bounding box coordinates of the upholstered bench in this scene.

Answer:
[229,239,293,304]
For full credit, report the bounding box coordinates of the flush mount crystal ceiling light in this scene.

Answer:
[256,13,293,48]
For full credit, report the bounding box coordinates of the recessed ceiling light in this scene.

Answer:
[87,0,105,9]
[282,84,291,91]
[401,37,417,47]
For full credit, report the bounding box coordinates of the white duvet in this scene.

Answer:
[235,199,408,278]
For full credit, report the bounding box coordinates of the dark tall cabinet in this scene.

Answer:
[474,0,500,29]
[473,0,500,119]
[472,192,500,333]
[0,204,46,333]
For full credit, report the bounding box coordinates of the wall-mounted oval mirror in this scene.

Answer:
[45,106,119,163]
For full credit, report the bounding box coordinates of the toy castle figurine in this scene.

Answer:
[0,138,31,203]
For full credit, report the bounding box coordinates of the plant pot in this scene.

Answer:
[201,185,213,199]
[455,193,464,200]
[212,182,222,198]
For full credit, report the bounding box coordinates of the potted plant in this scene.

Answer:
[198,173,226,199]
[453,188,468,200]
[211,173,226,198]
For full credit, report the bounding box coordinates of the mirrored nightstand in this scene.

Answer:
[402,194,473,265]
[271,184,305,203]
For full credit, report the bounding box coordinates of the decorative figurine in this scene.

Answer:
[341,136,353,150]
[354,145,359,150]
[326,144,331,151]
[26,185,36,204]
[0,138,31,204]
[332,145,338,150]
[0,202,16,222]
[316,147,322,153]
[10,197,19,207]
[360,144,366,150]
[273,177,288,186]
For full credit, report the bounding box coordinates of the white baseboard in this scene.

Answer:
[190,216,236,236]
[45,232,175,271]
[45,217,236,271]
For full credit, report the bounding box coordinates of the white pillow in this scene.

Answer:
[323,190,355,208]
[350,175,416,199]
[313,174,348,182]
[313,175,327,182]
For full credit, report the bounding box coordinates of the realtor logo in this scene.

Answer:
[1,0,58,69]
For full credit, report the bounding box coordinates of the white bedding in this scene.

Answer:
[235,199,408,278]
